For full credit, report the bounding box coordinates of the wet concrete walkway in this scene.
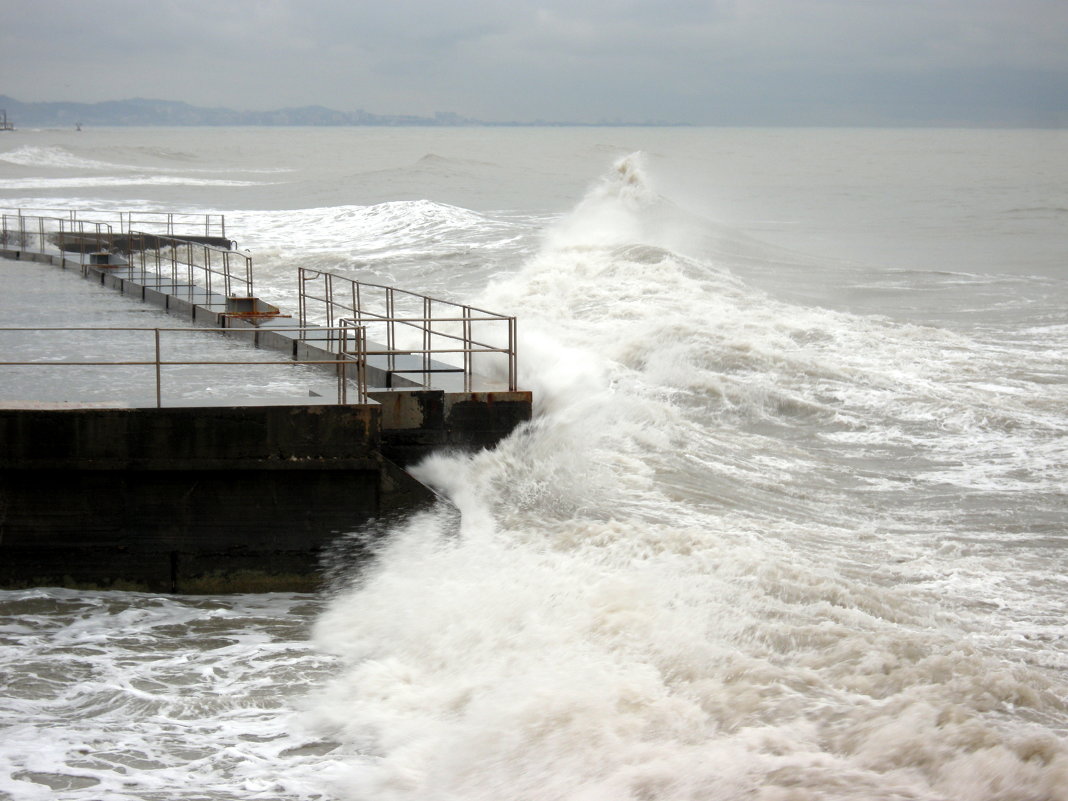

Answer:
[0,256,343,407]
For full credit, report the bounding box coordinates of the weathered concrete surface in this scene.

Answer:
[371,389,533,466]
[0,248,534,592]
[0,405,434,592]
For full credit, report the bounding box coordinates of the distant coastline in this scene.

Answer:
[0,95,688,128]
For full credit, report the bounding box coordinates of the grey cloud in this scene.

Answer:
[1,0,1065,125]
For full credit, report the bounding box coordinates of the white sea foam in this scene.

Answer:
[222,200,537,313]
[0,176,268,189]
[2,129,1066,801]
[307,155,1068,800]
[0,144,291,175]
[0,145,126,170]
[0,590,341,801]
[221,200,534,259]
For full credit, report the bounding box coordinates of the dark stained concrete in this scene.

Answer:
[0,405,434,592]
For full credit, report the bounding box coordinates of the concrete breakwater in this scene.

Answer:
[0,212,532,592]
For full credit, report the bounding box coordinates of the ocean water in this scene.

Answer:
[0,126,1066,800]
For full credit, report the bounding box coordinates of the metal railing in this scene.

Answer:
[3,211,523,396]
[121,231,253,298]
[1,212,252,299]
[0,325,367,407]
[1,212,114,254]
[1,208,225,239]
[300,268,518,392]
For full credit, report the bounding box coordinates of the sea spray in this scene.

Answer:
[1,125,1065,801]
[309,156,1068,800]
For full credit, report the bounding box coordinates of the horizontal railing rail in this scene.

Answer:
[0,325,367,407]
[300,268,517,392]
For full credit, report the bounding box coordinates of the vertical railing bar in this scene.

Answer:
[423,296,431,380]
[185,241,193,291]
[386,288,395,374]
[172,240,179,287]
[154,328,162,408]
[463,306,472,383]
[510,316,517,392]
[326,273,335,346]
[137,232,144,282]
[359,325,367,403]
[338,322,347,405]
[390,288,396,352]
[298,267,306,327]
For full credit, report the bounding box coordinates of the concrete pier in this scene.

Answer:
[0,218,532,592]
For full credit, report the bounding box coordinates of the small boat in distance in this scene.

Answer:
[0,110,14,132]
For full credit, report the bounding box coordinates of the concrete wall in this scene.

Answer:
[372,389,533,466]
[0,405,434,592]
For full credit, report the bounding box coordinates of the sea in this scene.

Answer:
[0,125,1066,801]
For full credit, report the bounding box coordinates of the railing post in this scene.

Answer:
[338,324,346,405]
[298,267,306,327]
[324,273,334,346]
[423,296,432,378]
[463,306,472,382]
[386,288,395,353]
[509,317,517,392]
[358,325,367,403]
[207,247,218,296]
[154,328,162,408]
[187,241,197,292]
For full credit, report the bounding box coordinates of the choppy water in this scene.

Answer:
[1,126,1066,800]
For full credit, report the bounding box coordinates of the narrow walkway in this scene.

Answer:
[0,256,341,407]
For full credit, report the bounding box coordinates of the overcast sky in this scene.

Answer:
[2,0,1066,125]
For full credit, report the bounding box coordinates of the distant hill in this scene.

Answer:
[0,96,480,127]
[0,96,685,128]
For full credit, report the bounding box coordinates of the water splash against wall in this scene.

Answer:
[309,156,1068,801]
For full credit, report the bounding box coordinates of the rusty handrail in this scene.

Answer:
[299,268,517,392]
[121,230,253,298]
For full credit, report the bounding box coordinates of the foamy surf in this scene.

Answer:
[307,155,1068,800]
[2,127,1065,801]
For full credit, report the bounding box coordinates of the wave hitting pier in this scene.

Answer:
[0,209,532,592]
